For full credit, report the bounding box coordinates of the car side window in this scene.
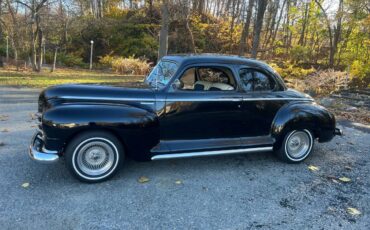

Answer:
[177,67,236,91]
[239,69,276,91]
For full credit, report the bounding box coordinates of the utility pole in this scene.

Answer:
[90,40,94,70]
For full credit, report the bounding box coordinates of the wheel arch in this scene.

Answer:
[63,126,128,155]
[271,101,335,149]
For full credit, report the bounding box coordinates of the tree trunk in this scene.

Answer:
[36,15,43,72]
[6,0,19,70]
[332,0,343,67]
[31,25,38,71]
[265,0,278,46]
[251,0,268,58]
[298,2,309,46]
[51,47,58,72]
[270,0,286,48]
[314,0,334,67]
[185,15,196,53]
[158,0,169,60]
[238,0,254,55]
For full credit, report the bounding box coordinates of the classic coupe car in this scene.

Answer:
[30,54,342,182]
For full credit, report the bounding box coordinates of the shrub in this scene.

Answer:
[290,45,311,64]
[350,60,370,88]
[269,61,316,79]
[99,55,150,75]
[58,53,86,68]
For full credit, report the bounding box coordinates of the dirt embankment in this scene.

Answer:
[286,70,369,125]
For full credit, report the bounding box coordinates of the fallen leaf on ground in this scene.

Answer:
[0,117,8,121]
[339,177,351,183]
[347,207,361,216]
[138,176,149,183]
[326,175,339,183]
[1,129,9,132]
[21,182,30,188]
[332,179,339,184]
[344,166,352,171]
[308,165,319,171]
[29,113,37,120]
[175,180,182,185]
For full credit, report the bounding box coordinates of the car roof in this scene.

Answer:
[162,53,274,71]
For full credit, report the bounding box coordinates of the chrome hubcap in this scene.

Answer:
[76,141,115,176]
[286,131,311,159]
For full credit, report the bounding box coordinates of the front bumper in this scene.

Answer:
[29,132,59,163]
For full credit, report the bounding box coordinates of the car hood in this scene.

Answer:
[43,83,154,100]
[39,83,155,111]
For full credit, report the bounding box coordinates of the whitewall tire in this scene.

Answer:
[65,131,124,183]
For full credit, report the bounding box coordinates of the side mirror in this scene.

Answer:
[172,79,183,89]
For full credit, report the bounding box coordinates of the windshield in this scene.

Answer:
[145,60,178,89]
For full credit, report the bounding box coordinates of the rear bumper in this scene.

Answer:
[334,127,343,136]
[29,132,59,163]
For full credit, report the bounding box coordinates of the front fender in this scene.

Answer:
[271,101,336,148]
[42,104,159,160]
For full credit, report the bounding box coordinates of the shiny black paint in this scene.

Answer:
[271,101,336,146]
[36,55,338,161]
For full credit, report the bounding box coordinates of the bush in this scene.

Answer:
[100,55,150,75]
[58,54,86,68]
[269,62,316,79]
[290,45,311,64]
[350,60,370,88]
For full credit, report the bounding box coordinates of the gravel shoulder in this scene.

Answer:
[0,87,369,229]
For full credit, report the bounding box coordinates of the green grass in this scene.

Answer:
[0,67,144,88]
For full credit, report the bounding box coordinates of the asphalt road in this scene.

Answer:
[0,87,369,229]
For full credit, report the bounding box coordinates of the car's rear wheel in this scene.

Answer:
[65,131,124,183]
[275,129,314,163]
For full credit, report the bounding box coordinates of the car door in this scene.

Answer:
[160,64,244,152]
[238,67,286,139]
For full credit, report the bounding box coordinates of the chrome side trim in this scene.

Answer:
[151,146,273,160]
[242,97,313,102]
[60,96,156,102]
[60,95,313,102]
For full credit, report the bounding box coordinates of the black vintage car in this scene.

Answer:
[30,54,342,182]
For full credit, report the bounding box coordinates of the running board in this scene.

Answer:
[151,147,273,160]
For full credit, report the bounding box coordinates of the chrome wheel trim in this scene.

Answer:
[284,129,313,161]
[72,137,119,180]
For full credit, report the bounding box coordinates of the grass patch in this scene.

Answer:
[0,67,144,88]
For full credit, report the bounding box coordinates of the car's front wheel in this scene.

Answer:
[65,131,124,183]
[276,129,314,163]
